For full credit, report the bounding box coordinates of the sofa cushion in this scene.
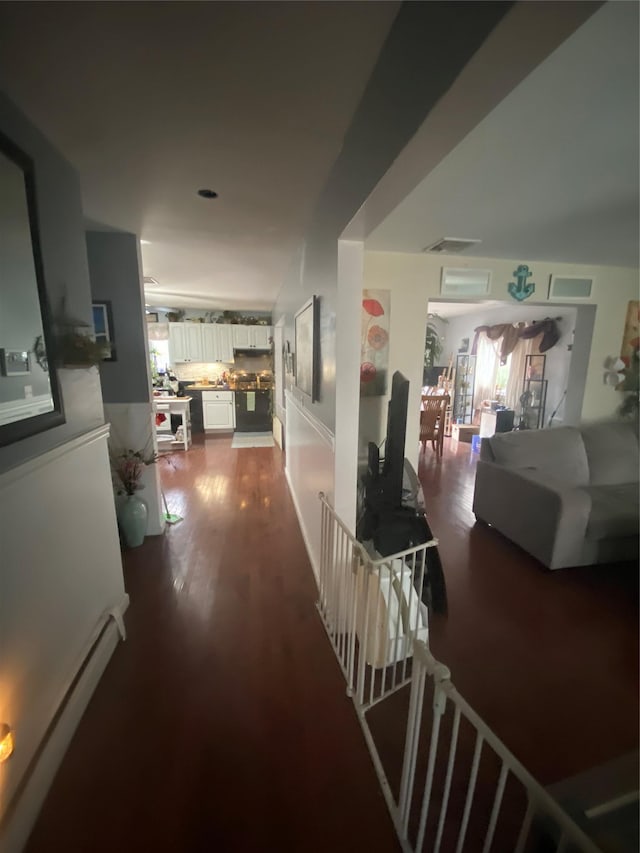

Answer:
[580,421,639,486]
[488,427,589,487]
[583,483,640,540]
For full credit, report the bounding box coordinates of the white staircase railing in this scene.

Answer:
[317,492,602,853]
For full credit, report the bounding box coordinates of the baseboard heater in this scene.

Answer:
[0,598,129,853]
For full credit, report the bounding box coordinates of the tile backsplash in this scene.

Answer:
[173,362,232,382]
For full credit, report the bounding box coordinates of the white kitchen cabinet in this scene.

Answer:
[202,390,235,430]
[200,324,218,362]
[249,325,272,348]
[201,325,234,363]
[231,325,272,349]
[215,325,234,361]
[168,323,203,363]
[231,325,251,348]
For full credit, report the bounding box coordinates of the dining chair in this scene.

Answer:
[420,394,450,457]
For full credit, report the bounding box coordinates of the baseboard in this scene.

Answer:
[0,599,129,853]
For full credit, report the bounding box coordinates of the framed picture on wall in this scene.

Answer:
[0,349,30,376]
[92,301,116,362]
[294,295,319,402]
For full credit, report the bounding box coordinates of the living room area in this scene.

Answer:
[2,1,637,849]
[352,2,639,842]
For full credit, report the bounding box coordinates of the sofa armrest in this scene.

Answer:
[472,460,592,569]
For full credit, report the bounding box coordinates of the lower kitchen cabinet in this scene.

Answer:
[202,390,235,430]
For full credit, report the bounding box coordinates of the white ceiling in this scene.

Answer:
[0,2,398,309]
[0,3,636,316]
[366,2,640,269]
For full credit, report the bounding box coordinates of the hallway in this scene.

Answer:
[23,432,639,851]
[26,437,399,853]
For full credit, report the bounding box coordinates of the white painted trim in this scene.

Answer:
[334,239,364,532]
[284,465,320,583]
[284,391,335,450]
[0,424,111,489]
[0,595,129,853]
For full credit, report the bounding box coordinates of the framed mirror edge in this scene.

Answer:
[0,127,66,449]
[293,294,320,403]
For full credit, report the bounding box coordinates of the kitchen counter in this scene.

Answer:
[184,384,231,391]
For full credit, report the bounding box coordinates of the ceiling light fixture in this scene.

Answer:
[197,189,218,199]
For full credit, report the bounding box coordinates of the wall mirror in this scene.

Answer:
[0,130,64,446]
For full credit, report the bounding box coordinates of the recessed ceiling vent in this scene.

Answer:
[423,237,481,254]
[144,276,159,286]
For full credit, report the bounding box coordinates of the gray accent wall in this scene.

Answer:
[0,90,104,474]
[273,1,513,432]
[86,231,150,404]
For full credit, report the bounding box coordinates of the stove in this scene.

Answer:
[229,373,271,431]
[232,371,274,391]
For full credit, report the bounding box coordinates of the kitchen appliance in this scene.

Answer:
[233,349,273,374]
[232,372,272,432]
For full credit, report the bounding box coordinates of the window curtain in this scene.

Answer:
[472,332,500,417]
[505,335,538,411]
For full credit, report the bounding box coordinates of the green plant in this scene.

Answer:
[618,347,639,422]
[59,332,110,366]
[55,297,111,366]
[111,447,157,496]
[424,316,447,368]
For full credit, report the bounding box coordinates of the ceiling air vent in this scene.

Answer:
[423,237,481,254]
[144,276,159,286]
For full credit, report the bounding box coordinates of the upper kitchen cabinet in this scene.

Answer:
[168,322,272,363]
[249,325,272,348]
[231,325,273,349]
[217,325,234,361]
[231,325,250,348]
[201,324,234,362]
[168,322,203,363]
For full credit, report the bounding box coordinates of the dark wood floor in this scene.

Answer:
[25,433,638,852]
[26,436,399,853]
[417,436,638,786]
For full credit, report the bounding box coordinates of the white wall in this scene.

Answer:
[0,428,127,851]
[362,251,638,463]
[284,392,335,578]
[273,3,523,546]
[0,92,127,849]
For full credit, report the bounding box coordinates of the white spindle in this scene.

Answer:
[455,732,484,853]
[399,658,427,836]
[514,799,535,853]
[433,706,461,853]
[415,684,447,852]
[482,761,509,853]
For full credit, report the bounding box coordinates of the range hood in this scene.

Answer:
[233,348,273,372]
[232,348,272,358]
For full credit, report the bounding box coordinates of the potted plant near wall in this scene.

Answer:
[424,316,447,369]
[111,447,156,547]
[55,299,111,367]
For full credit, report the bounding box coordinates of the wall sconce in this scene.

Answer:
[0,723,14,762]
[603,356,625,386]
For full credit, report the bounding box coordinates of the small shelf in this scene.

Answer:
[453,355,476,425]
[520,355,547,429]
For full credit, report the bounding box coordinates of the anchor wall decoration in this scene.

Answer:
[508,264,535,302]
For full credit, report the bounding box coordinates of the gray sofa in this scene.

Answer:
[472,421,639,569]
